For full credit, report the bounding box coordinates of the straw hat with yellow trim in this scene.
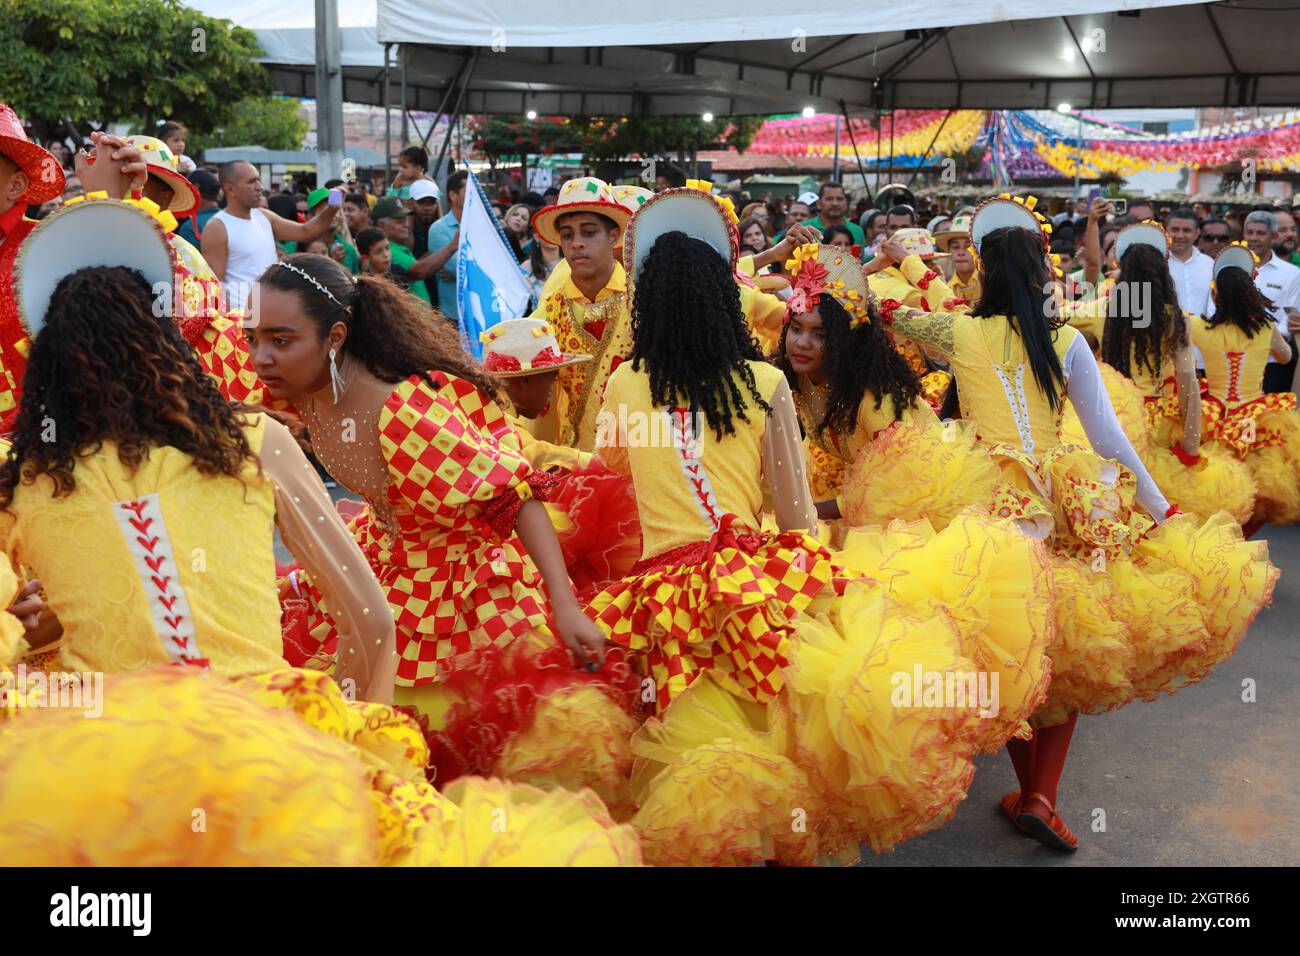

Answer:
[1115,220,1171,262]
[969,193,1051,254]
[16,193,174,337]
[784,242,873,328]
[1210,241,1260,298]
[612,184,653,215]
[621,183,737,282]
[531,177,632,246]
[479,317,593,377]
[890,227,949,260]
[124,135,199,217]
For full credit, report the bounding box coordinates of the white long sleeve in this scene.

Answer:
[1063,334,1171,521]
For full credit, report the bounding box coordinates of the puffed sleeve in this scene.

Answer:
[260,417,395,699]
[195,316,293,412]
[889,307,957,357]
[379,375,538,540]
[761,377,818,532]
[1063,334,1171,520]
[897,254,967,312]
[594,366,631,476]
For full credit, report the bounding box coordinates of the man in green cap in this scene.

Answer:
[306,186,360,274]
[371,196,431,304]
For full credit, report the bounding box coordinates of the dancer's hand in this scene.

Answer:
[554,604,607,671]
[8,578,44,633]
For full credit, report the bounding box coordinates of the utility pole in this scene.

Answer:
[314,0,345,183]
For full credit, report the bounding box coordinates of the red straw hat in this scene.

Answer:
[0,104,65,204]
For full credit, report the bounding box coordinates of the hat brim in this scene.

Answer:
[531,200,631,247]
[489,353,593,377]
[16,198,173,336]
[970,199,1043,253]
[1213,244,1256,279]
[147,165,199,216]
[0,136,65,204]
[622,188,736,283]
[932,228,970,249]
[1116,222,1169,261]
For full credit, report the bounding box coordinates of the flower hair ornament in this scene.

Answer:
[784,242,872,328]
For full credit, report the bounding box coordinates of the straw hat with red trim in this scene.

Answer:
[531,177,632,246]
[0,104,65,204]
[124,135,199,217]
[479,317,593,377]
[890,227,949,260]
[621,184,737,282]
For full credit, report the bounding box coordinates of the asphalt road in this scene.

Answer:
[862,522,1300,867]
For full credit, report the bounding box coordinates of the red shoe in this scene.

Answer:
[1016,791,1079,851]
[1000,791,1029,834]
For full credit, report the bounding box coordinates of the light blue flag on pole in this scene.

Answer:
[457,170,532,359]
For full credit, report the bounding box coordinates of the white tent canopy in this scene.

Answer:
[191,0,1300,112]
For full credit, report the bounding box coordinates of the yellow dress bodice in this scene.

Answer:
[598,360,786,558]
[0,416,284,676]
[1191,317,1273,408]
[948,314,1078,459]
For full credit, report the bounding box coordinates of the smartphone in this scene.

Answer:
[328,187,344,206]
[341,158,357,183]
[1110,198,1127,216]
[1087,187,1101,205]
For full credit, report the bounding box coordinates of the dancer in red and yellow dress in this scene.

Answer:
[585,188,1054,866]
[1180,243,1300,526]
[248,253,640,813]
[0,197,639,865]
[888,196,1278,850]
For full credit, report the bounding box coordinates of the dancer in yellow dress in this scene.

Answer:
[246,253,640,812]
[773,242,997,529]
[0,197,639,867]
[586,187,1054,866]
[888,196,1278,851]
[1063,221,1254,524]
[1182,243,1300,527]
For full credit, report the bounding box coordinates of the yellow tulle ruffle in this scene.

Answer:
[627,677,818,867]
[839,419,1000,531]
[1239,407,1300,523]
[834,515,1054,752]
[0,667,641,866]
[1146,443,1256,525]
[779,580,981,862]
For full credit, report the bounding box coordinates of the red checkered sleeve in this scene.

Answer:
[195,316,292,412]
[379,374,537,535]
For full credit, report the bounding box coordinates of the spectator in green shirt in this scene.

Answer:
[303,187,361,274]
[804,181,865,245]
[370,196,431,304]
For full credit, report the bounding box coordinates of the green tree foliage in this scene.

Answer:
[471,114,766,164]
[188,96,309,154]
[0,0,269,139]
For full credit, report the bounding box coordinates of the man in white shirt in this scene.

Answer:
[1166,207,1214,318]
[202,160,338,309]
[1244,210,1300,392]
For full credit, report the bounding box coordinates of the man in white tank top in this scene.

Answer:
[202,161,339,310]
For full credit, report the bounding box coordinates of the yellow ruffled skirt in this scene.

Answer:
[0,666,641,866]
[838,418,1000,531]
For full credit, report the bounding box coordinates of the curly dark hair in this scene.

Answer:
[1102,243,1187,383]
[256,253,502,400]
[1207,265,1276,337]
[0,266,258,507]
[628,231,769,439]
[774,294,921,439]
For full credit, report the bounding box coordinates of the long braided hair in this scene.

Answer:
[0,266,258,506]
[1101,243,1187,382]
[628,231,770,439]
[1207,265,1276,337]
[774,294,921,439]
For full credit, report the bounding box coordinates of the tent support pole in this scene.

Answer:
[420,53,470,150]
[400,44,409,148]
[383,43,392,186]
[432,48,479,186]
[840,100,871,206]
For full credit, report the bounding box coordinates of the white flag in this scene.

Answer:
[457,170,531,359]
